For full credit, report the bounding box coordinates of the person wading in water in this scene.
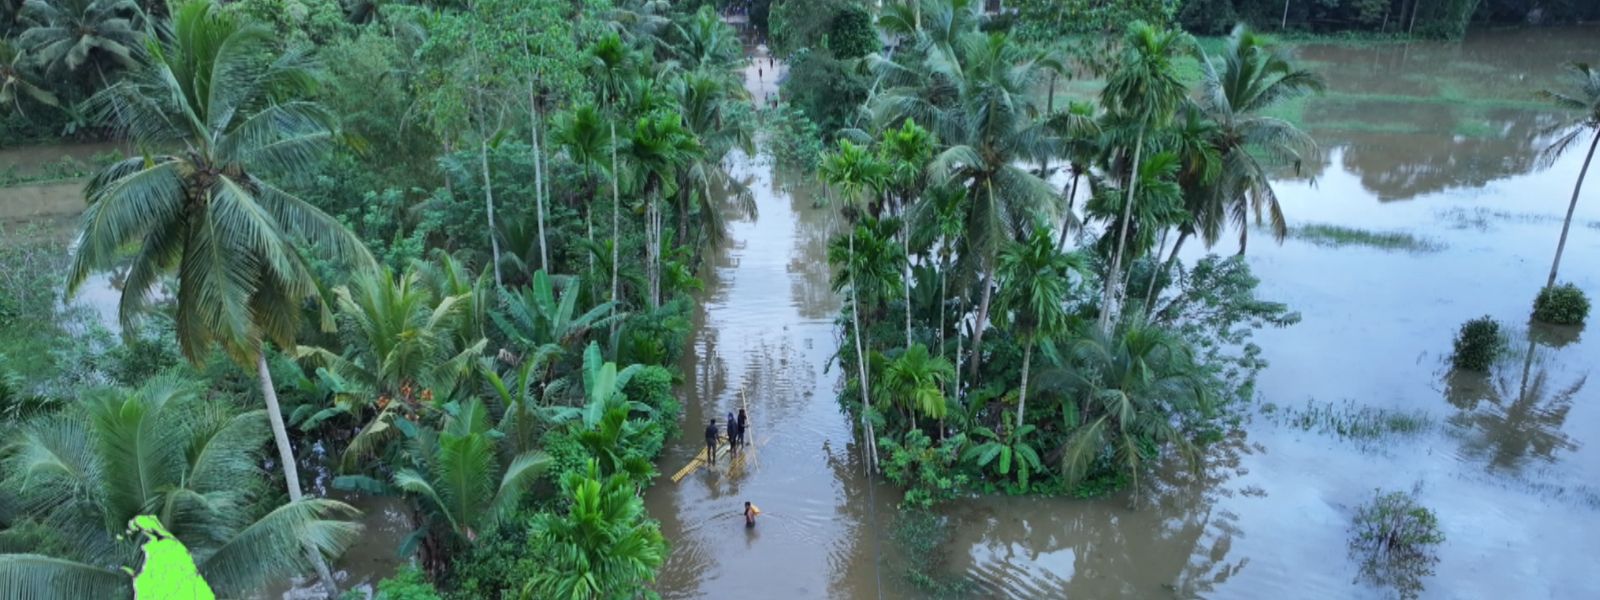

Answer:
[744,501,760,527]
[704,418,720,465]
[736,408,749,448]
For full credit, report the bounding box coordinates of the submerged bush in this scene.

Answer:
[1532,283,1589,325]
[1349,488,1445,600]
[1450,316,1502,371]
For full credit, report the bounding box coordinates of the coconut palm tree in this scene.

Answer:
[1047,100,1101,251]
[622,111,703,309]
[521,460,665,600]
[1534,62,1600,290]
[16,0,142,80]
[1194,24,1323,255]
[670,4,741,71]
[995,226,1084,428]
[63,3,372,591]
[0,377,359,598]
[872,30,1058,383]
[670,67,754,250]
[294,265,487,468]
[0,40,58,116]
[1097,21,1192,333]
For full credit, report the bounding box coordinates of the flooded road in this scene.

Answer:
[649,27,1600,599]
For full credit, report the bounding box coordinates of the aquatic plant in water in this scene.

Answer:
[1348,488,1444,600]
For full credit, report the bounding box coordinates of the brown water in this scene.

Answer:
[646,28,1600,599]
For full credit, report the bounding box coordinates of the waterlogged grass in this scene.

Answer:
[1262,398,1433,441]
[1289,224,1445,252]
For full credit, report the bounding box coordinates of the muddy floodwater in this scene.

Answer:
[3,26,1598,599]
[645,28,1600,599]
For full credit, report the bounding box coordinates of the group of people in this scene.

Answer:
[703,407,748,466]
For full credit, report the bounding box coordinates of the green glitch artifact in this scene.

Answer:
[123,515,217,600]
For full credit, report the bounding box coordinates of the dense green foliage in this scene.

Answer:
[2,0,746,596]
[1450,316,1502,371]
[1532,283,1589,325]
[802,2,1303,505]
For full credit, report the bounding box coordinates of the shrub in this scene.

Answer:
[1348,488,1445,600]
[367,567,444,600]
[1450,316,1501,371]
[1532,283,1589,325]
[880,430,968,510]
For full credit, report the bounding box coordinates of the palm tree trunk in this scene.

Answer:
[257,348,337,597]
[1544,130,1598,289]
[954,295,964,402]
[480,139,504,289]
[609,120,621,340]
[849,230,878,472]
[938,256,948,360]
[968,262,995,383]
[1281,0,1290,29]
[648,188,661,309]
[1056,167,1082,252]
[903,223,913,350]
[1016,338,1032,428]
[528,86,549,272]
[1100,130,1144,333]
[1141,227,1170,311]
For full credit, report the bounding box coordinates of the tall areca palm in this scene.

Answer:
[1535,62,1600,290]
[821,139,892,470]
[521,460,665,600]
[1097,21,1192,333]
[553,103,610,289]
[622,110,702,309]
[880,119,936,348]
[1194,24,1323,255]
[586,33,637,331]
[64,3,371,591]
[294,265,487,468]
[16,0,142,79]
[0,377,359,598]
[995,226,1083,428]
[873,31,1059,383]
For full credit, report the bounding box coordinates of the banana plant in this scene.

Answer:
[960,412,1043,491]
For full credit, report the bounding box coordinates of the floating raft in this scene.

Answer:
[670,389,760,483]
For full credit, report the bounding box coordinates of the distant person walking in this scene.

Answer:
[727,411,739,454]
[704,418,720,465]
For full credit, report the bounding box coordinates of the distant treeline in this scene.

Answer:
[994,0,1597,39]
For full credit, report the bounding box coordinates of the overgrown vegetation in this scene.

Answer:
[1532,283,1589,326]
[0,0,745,596]
[1289,224,1444,253]
[1348,487,1445,600]
[1451,316,1504,371]
[1262,398,1432,440]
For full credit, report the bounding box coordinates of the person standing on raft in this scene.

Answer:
[704,418,719,465]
